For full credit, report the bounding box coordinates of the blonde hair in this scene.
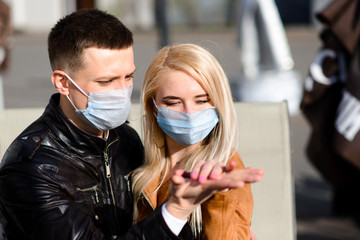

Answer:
[132,43,238,236]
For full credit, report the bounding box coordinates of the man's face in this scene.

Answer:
[68,47,135,111]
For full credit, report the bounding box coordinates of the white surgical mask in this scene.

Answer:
[153,99,219,146]
[63,72,132,131]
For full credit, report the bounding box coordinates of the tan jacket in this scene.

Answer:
[136,151,254,239]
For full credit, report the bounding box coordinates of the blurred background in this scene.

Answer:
[1,0,360,239]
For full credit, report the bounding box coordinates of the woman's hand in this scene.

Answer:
[166,160,264,219]
[250,229,257,240]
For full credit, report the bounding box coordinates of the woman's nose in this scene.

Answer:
[183,103,195,113]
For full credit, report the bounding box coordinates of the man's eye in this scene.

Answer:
[125,75,134,80]
[98,80,112,85]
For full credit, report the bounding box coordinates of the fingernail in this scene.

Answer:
[199,177,206,183]
[190,172,197,179]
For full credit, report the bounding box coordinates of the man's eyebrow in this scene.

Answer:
[127,68,136,76]
[93,75,120,82]
[93,68,137,81]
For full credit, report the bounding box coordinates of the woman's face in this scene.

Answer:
[154,70,213,113]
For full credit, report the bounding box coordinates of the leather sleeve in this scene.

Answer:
[0,160,106,239]
[0,160,192,240]
[0,138,190,239]
[126,206,193,240]
[200,152,254,240]
[0,95,192,239]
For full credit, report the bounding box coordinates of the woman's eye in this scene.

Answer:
[164,102,177,106]
[197,99,210,104]
[162,101,180,106]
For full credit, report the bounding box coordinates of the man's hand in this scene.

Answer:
[165,160,264,219]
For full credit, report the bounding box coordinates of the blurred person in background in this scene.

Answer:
[301,0,360,217]
[0,0,11,109]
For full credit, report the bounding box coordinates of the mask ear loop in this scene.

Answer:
[61,71,89,111]
[62,71,89,97]
[65,95,79,111]
[151,98,165,149]
[152,98,159,117]
[152,98,159,107]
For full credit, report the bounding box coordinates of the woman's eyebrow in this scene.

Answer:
[194,94,209,98]
[161,94,208,100]
[162,96,181,100]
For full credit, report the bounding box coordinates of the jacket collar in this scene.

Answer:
[143,175,159,209]
[42,93,119,156]
[143,175,171,209]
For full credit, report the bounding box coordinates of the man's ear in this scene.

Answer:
[51,70,70,95]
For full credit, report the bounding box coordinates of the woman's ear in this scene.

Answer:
[51,70,70,95]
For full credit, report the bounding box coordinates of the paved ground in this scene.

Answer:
[2,25,360,239]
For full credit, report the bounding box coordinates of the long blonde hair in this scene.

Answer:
[132,43,238,236]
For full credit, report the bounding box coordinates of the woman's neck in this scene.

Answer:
[165,135,199,168]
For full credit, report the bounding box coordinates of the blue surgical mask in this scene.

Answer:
[63,72,132,131]
[153,99,219,146]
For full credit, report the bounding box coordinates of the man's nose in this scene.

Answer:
[116,79,132,89]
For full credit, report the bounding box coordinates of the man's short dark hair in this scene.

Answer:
[48,9,133,72]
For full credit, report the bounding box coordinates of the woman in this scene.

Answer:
[132,43,260,239]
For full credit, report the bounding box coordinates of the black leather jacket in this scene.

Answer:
[0,94,192,240]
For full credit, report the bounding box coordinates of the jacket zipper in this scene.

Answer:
[104,138,118,206]
[76,185,99,204]
[123,174,131,193]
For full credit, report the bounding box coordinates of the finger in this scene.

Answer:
[223,160,236,173]
[242,168,264,183]
[209,168,264,189]
[231,168,264,184]
[250,230,257,240]
[172,169,186,185]
[197,160,219,184]
[204,177,245,190]
[174,168,185,176]
[190,160,205,180]
[209,162,224,180]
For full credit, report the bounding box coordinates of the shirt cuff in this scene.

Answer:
[161,204,187,235]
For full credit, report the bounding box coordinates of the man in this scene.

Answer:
[0,9,262,239]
